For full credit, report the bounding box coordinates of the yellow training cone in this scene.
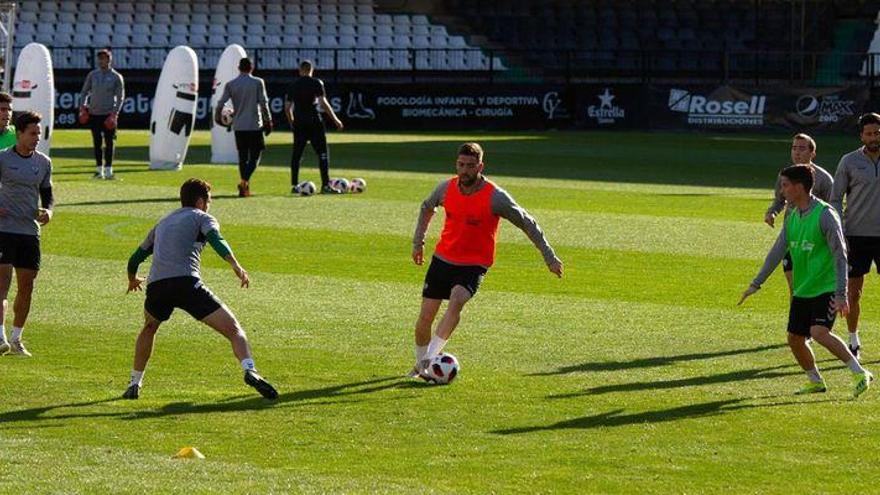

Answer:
[172,447,205,459]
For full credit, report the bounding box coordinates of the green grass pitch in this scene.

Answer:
[0,129,877,493]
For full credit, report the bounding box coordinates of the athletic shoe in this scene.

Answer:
[321,184,343,194]
[244,370,278,399]
[850,345,861,360]
[8,340,31,357]
[406,359,432,381]
[91,172,104,180]
[853,370,873,398]
[243,183,251,197]
[104,173,119,181]
[0,341,9,355]
[291,186,298,195]
[122,384,140,399]
[795,381,827,395]
[237,183,246,198]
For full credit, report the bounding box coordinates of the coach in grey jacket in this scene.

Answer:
[79,49,124,180]
[214,58,272,197]
[830,112,880,359]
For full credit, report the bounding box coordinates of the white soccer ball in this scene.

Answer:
[349,177,367,193]
[425,352,460,385]
[219,106,234,126]
[330,177,350,193]
[295,181,316,196]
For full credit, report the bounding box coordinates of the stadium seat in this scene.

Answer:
[188,34,208,47]
[208,34,226,47]
[169,34,188,46]
[131,34,150,46]
[302,35,320,47]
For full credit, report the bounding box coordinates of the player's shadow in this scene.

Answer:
[57,194,240,208]
[0,376,418,425]
[547,362,800,399]
[545,358,878,399]
[530,343,786,376]
[492,397,836,435]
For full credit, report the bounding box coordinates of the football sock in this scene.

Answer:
[806,368,823,383]
[847,359,865,374]
[425,336,447,359]
[10,326,22,342]
[415,344,428,361]
[0,324,6,344]
[130,370,144,387]
[105,167,113,176]
[849,332,861,348]
[240,358,256,371]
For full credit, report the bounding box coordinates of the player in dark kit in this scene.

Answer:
[123,178,277,400]
[285,60,345,194]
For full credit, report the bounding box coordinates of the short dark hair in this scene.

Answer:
[97,49,111,59]
[180,178,212,207]
[457,142,484,162]
[859,113,880,132]
[238,57,253,72]
[15,111,41,133]
[792,133,816,152]
[0,92,12,105]
[300,60,313,71]
[781,164,814,193]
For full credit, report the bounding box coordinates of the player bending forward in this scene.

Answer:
[409,142,563,378]
[740,165,872,397]
[123,178,277,400]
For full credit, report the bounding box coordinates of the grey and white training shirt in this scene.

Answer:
[0,147,53,237]
[413,178,559,267]
[79,68,125,115]
[830,147,880,237]
[140,207,221,283]
[215,73,270,131]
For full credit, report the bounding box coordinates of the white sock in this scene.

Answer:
[806,368,823,383]
[105,167,113,176]
[10,326,23,342]
[850,332,861,348]
[0,324,6,344]
[847,358,865,374]
[240,358,256,371]
[425,335,447,360]
[130,370,144,387]
[415,344,428,362]
[96,166,103,175]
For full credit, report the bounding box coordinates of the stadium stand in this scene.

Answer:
[12,0,502,71]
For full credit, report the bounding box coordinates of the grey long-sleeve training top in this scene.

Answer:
[830,147,880,237]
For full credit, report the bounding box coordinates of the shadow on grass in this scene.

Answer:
[530,343,787,376]
[0,376,422,424]
[51,131,800,188]
[57,194,240,208]
[544,358,880,400]
[492,396,838,435]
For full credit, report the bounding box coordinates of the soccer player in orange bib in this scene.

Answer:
[409,142,563,377]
